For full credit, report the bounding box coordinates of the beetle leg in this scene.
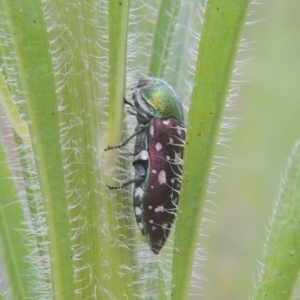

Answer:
[106,159,146,190]
[104,124,149,151]
[126,108,136,116]
[106,177,144,190]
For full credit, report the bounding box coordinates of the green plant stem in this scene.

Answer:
[172,1,250,299]
[101,1,138,299]
[43,1,107,297]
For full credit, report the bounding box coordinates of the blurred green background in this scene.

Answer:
[198,1,300,299]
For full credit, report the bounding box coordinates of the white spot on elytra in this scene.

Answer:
[151,226,157,231]
[135,187,144,198]
[154,206,164,213]
[166,155,170,160]
[155,142,162,151]
[148,205,153,210]
[149,125,154,136]
[138,222,144,230]
[151,185,154,189]
[163,119,171,126]
[135,206,142,216]
[149,220,154,223]
[169,137,174,144]
[158,170,167,184]
[152,169,157,174]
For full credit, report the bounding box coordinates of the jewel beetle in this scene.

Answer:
[106,77,185,254]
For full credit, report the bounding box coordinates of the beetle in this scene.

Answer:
[106,77,185,254]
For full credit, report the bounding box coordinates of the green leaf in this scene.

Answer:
[0,69,30,145]
[172,0,250,299]
[0,139,34,299]
[253,141,300,299]
[2,0,74,297]
[148,0,181,78]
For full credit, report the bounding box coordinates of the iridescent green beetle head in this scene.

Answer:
[133,77,184,124]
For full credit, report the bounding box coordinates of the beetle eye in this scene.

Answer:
[136,77,155,88]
